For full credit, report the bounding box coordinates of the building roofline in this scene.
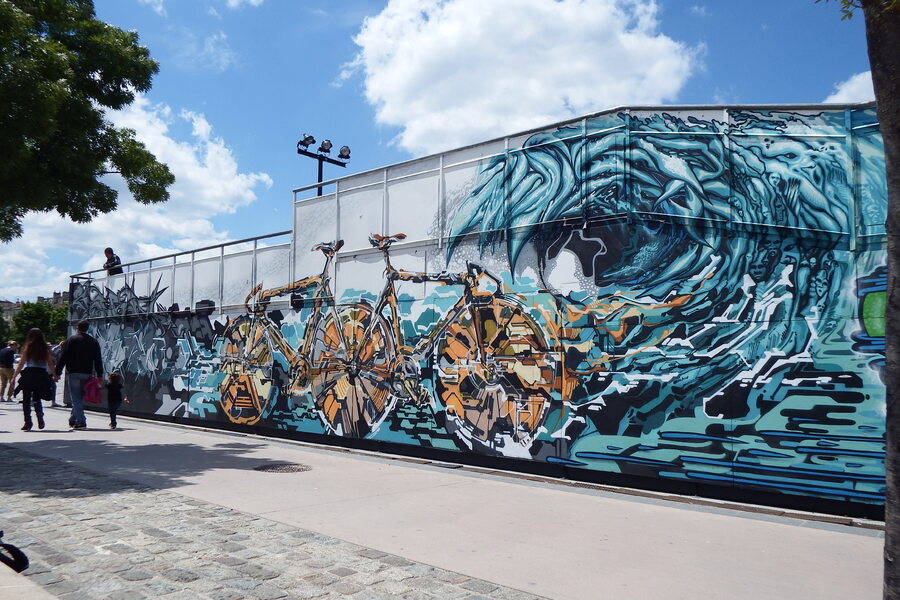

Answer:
[292,101,878,195]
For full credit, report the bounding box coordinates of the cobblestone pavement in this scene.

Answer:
[0,445,545,600]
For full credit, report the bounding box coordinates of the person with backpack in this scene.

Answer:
[11,328,54,431]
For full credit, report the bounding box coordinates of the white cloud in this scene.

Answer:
[824,71,875,103]
[343,0,698,155]
[140,0,263,16]
[689,5,708,17]
[226,0,265,8]
[187,31,238,73]
[0,96,272,301]
[138,0,167,17]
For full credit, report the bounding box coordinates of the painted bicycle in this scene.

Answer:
[218,233,562,451]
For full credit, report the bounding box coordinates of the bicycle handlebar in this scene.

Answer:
[312,240,344,256]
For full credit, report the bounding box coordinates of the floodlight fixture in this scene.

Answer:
[296,132,352,197]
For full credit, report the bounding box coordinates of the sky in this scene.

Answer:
[0,0,876,301]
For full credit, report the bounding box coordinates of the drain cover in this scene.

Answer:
[253,463,312,473]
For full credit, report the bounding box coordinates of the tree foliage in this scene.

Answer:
[12,301,51,342]
[0,317,11,344]
[0,0,174,241]
[10,301,69,343]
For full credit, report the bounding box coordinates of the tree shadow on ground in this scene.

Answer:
[0,438,277,498]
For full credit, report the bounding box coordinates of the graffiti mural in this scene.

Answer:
[72,105,887,508]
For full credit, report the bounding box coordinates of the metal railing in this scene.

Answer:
[70,231,292,319]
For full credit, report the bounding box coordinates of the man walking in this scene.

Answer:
[55,321,103,430]
[0,341,18,402]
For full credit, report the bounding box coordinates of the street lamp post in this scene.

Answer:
[297,133,351,196]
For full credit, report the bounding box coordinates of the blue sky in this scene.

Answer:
[0,0,874,300]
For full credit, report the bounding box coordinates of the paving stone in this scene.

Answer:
[118,568,154,581]
[460,579,500,594]
[106,591,147,600]
[250,583,290,600]
[43,552,76,566]
[86,580,128,594]
[223,576,263,590]
[304,572,340,587]
[57,590,98,600]
[237,563,280,580]
[380,555,415,568]
[355,548,387,560]
[28,571,65,585]
[207,589,248,600]
[0,444,539,600]
[162,567,201,583]
[331,581,365,595]
[44,580,80,595]
[283,582,331,599]
[219,541,246,552]
[306,557,337,569]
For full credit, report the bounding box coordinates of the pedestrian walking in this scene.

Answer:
[107,372,124,430]
[55,320,103,430]
[0,341,17,402]
[11,329,54,431]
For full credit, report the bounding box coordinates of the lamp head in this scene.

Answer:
[338,145,351,160]
[298,134,316,149]
[318,139,333,154]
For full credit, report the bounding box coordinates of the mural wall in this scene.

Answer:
[71,105,887,509]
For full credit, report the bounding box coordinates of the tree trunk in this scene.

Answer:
[863,1,900,598]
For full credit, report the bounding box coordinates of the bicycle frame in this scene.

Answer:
[366,241,504,366]
[218,241,347,421]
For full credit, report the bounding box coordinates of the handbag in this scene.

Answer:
[84,376,102,404]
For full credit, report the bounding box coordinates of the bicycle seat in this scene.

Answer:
[369,233,407,249]
[312,240,344,256]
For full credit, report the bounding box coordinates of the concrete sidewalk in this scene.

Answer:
[0,403,884,599]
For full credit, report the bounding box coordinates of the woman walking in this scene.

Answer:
[12,328,55,431]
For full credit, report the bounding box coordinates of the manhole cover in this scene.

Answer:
[253,463,312,473]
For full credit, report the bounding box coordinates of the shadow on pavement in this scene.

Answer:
[0,439,272,497]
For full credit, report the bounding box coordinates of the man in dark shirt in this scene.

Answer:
[0,341,17,402]
[103,247,123,276]
[55,320,103,430]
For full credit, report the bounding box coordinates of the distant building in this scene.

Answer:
[0,291,69,324]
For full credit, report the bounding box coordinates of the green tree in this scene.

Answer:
[822,1,900,597]
[0,316,11,344]
[48,303,69,342]
[0,0,174,241]
[11,301,53,342]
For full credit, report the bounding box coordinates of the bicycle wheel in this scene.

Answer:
[217,316,276,425]
[309,303,396,437]
[435,298,557,455]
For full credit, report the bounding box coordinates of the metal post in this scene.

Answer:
[317,156,324,197]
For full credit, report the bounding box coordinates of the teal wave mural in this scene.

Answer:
[70,106,887,508]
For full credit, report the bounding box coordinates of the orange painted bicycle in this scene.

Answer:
[219,233,562,451]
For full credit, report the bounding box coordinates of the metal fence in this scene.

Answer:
[69,231,292,319]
